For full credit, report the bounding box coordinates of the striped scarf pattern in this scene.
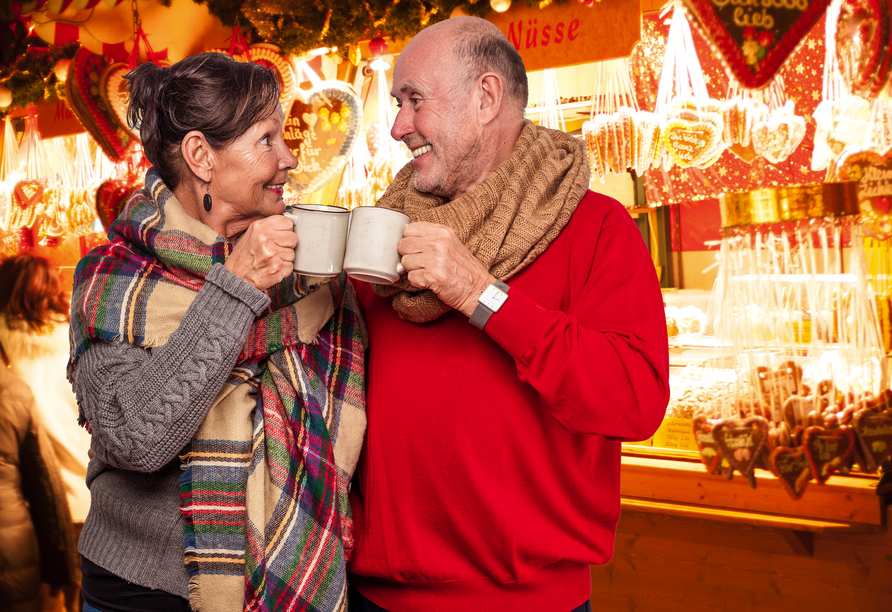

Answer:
[69,170,366,612]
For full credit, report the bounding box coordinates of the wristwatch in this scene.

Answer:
[469,280,510,330]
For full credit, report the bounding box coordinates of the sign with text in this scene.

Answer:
[684,0,831,89]
[8,97,85,139]
[485,0,641,71]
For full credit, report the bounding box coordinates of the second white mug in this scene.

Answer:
[344,206,411,284]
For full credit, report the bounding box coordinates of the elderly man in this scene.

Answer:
[348,15,669,612]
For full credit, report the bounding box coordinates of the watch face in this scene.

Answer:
[479,284,509,311]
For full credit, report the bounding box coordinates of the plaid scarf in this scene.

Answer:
[373,120,590,323]
[69,170,366,612]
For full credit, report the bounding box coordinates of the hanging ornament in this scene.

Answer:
[653,3,726,170]
[0,84,12,109]
[751,101,807,165]
[490,0,512,13]
[369,36,388,58]
[813,1,874,172]
[684,0,831,89]
[65,47,135,162]
[582,58,655,180]
[284,61,363,195]
[54,58,71,82]
[835,0,892,98]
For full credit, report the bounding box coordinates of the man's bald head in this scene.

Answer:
[405,17,529,123]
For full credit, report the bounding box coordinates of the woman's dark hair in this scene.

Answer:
[0,254,69,332]
[126,52,281,189]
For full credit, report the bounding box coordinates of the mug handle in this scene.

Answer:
[396,261,405,275]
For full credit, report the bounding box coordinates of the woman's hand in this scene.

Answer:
[224,215,297,290]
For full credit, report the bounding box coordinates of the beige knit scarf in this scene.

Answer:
[373,120,591,323]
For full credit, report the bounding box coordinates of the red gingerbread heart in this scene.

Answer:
[712,416,769,486]
[769,446,812,500]
[66,47,134,162]
[853,407,892,473]
[692,416,722,474]
[803,426,855,484]
[95,178,140,230]
[685,0,831,89]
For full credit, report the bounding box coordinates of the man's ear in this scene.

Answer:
[181,130,214,183]
[477,72,504,125]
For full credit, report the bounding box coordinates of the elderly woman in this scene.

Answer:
[68,53,366,612]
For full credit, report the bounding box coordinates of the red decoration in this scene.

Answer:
[65,47,135,162]
[95,177,140,230]
[226,25,253,59]
[683,0,831,89]
[369,36,388,57]
[836,0,892,97]
[803,426,856,484]
[127,25,168,68]
[634,13,829,208]
[13,179,43,211]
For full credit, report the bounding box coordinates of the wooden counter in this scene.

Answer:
[589,454,892,611]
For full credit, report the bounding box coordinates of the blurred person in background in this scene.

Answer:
[0,254,91,527]
[0,359,79,612]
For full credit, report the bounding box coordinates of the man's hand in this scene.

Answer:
[224,215,297,290]
[398,221,495,317]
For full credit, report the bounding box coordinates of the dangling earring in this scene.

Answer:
[203,182,212,212]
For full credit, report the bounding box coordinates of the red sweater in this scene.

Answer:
[349,191,669,611]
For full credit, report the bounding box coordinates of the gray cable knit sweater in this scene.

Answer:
[71,264,271,598]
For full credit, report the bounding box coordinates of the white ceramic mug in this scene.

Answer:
[343,206,411,284]
[285,204,351,277]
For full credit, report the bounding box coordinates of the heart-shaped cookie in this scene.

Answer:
[685,0,832,89]
[66,47,134,163]
[100,62,139,143]
[769,446,812,500]
[836,0,892,97]
[803,425,855,484]
[853,407,892,473]
[208,44,296,111]
[95,177,140,230]
[284,81,363,195]
[662,118,721,168]
[13,179,43,211]
[245,44,296,111]
[712,416,769,486]
[692,416,723,474]
[833,147,892,240]
[752,112,806,165]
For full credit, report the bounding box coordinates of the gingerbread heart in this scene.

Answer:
[685,0,832,89]
[100,62,139,143]
[836,0,891,97]
[692,416,722,474]
[769,446,812,500]
[13,179,43,211]
[803,425,855,484]
[853,407,892,473]
[712,416,769,486]
[284,81,363,195]
[662,118,721,168]
[95,178,140,230]
[65,47,134,162]
[752,111,806,165]
[207,44,297,111]
[833,147,892,240]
